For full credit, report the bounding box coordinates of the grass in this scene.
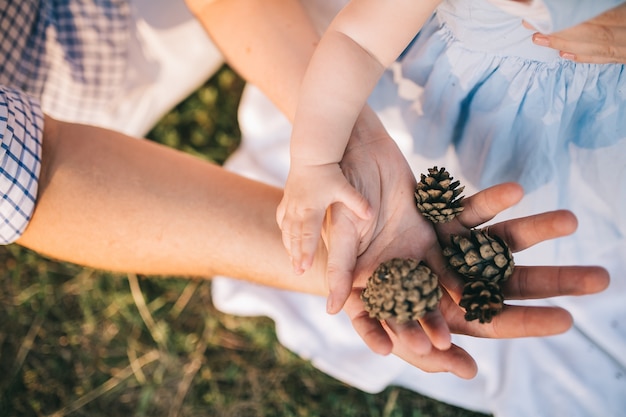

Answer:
[0,66,490,417]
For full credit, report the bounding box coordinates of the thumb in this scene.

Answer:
[324,205,361,314]
[337,184,373,221]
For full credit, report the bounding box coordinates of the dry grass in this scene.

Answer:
[0,66,490,417]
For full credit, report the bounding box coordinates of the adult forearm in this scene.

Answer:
[17,117,327,295]
[185,0,320,121]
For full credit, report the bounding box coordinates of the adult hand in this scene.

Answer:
[345,181,609,378]
[322,106,453,355]
[390,187,609,378]
[526,3,626,64]
[325,108,609,378]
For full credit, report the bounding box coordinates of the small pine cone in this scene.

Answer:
[361,258,443,323]
[415,166,465,223]
[459,280,504,323]
[443,228,514,284]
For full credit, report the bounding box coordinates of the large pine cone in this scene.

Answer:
[415,166,465,223]
[459,280,504,323]
[361,258,442,323]
[443,229,514,284]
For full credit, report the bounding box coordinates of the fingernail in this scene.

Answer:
[560,52,576,61]
[532,34,550,46]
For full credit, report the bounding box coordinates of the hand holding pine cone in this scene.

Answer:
[362,167,515,325]
[442,228,514,323]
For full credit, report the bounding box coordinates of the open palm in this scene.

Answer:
[323,108,609,378]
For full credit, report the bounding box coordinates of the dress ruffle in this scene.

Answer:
[397,10,626,193]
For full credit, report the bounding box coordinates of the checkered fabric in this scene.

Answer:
[0,0,131,122]
[0,0,131,243]
[0,87,43,244]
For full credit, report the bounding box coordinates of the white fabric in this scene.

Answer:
[88,0,223,136]
[487,0,552,32]
[211,1,626,416]
[214,80,626,417]
[36,0,621,415]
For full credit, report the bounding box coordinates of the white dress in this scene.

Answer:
[212,1,626,416]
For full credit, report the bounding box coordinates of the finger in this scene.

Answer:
[283,206,325,274]
[297,210,325,272]
[487,209,577,253]
[337,184,373,220]
[344,291,393,355]
[324,206,360,314]
[503,265,610,300]
[418,309,452,350]
[451,304,574,339]
[455,182,524,229]
[383,319,433,355]
[279,228,299,273]
[560,50,626,64]
[276,196,287,226]
[276,200,293,258]
[390,336,478,379]
[288,226,305,275]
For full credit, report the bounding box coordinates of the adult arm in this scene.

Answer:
[17,116,327,295]
[15,114,608,379]
[184,0,319,122]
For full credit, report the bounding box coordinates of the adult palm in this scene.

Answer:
[322,107,609,378]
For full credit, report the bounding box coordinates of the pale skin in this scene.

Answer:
[8,0,612,379]
[189,0,625,314]
[186,0,609,375]
[276,0,626,279]
[20,114,608,379]
[277,0,443,276]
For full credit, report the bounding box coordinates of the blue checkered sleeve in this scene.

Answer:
[0,86,43,244]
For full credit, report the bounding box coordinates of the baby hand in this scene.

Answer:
[276,162,372,275]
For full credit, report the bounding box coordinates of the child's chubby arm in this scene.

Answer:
[280,0,443,275]
[290,0,443,166]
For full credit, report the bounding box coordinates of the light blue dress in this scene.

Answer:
[396,0,625,194]
[213,1,626,416]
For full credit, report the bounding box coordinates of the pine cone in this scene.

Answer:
[361,258,442,323]
[443,228,514,284]
[415,166,465,223]
[459,280,504,323]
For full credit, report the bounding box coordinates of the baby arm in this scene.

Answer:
[277,0,442,274]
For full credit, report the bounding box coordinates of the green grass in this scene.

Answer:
[0,66,490,417]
